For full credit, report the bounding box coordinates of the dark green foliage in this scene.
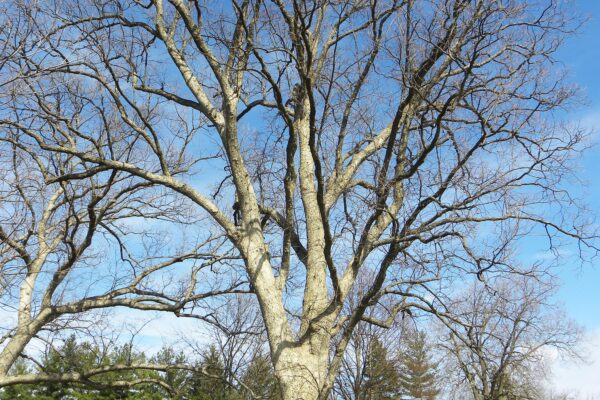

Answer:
[361,337,401,400]
[397,332,440,400]
[149,347,190,400]
[186,345,236,400]
[0,338,282,400]
[32,336,161,400]
[241,353,281,400]
[0,359,36,400]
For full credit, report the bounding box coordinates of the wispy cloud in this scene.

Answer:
[576,108,600,144]
[581,109,600,132]
[106,308,212,354]
[549,328,600,399]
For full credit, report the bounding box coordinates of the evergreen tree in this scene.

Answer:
[32,336,161,400]
[150,346,190,400]
[397,332,440,400]
[362,337,401,400]
[241,352,281,400]
[38,335,96,399]
[0,340,283,400]
[0,359,36,400]
[187,345,242,400]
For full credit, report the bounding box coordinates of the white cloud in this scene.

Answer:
[104,308,212,354]
[548,328,600,399]
[581,109,600,135]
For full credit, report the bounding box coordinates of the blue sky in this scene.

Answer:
[546,1,600,397]
[1,1,596,396]
[128,3,600,394]
[552,0,600,329]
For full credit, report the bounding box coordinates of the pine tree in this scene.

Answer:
[38,335,95,399]
[0,339,283,400]
[150,346,190,400]
[187,345,242,400]
[241,352,281,400]
[0,359,36,400]
[362,337,401,400]
[34,336,162,400]
[397,332,439,400]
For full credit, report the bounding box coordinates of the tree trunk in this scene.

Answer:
[275,342,329,400]
[0,307,50,376]
[0,328,34,375]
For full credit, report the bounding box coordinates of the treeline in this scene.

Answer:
[1,336,279,400]
[2,331,441,400]
[1,276,580,400]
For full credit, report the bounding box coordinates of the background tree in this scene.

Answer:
[437,277,581,400]
[397,331,440,400]
[362,337,401,400]
[188,345,234,400]
[0,0,596,399]
[333,275,407,400]
[1,336,164,400]
[0,360,35,400]
[0,337,277,400]
[241,353,281,400]
[150,347,191,400]
[0,117,247,383]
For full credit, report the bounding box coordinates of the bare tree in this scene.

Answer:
[437,277,581,400]
[0,0,596,398]
[182,293,267,388]
[0,58,249,389]
[333,271,409,400]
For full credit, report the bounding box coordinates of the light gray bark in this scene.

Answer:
[0,1,592,398]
